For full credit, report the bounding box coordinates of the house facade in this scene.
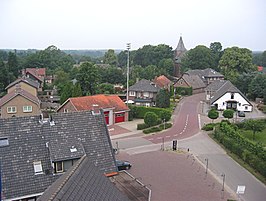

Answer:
[153,75,172,91]
[128,79,160,107]
[0,111,118,201]
[5,77,39,96]
[57,94,129,125]
[0,87,40,118]
[210,81,253,112]
[174,74,206,94]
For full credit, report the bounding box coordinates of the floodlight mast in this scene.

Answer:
[126,43,131,105]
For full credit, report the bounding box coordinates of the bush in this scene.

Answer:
[143,126,163,134]
[144,112,159,127]
[202,123,215,131]
[159,123,172,130]
[137,123,149,130]
[175,87,192,96]
[130,105,171,119]
[159,110,171,122]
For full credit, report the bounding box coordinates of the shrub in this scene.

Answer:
[202,123,215,131]
[159,110,171,122]
[159,123,172,130]
[137,123,149,130]
[130,106,171,119]
[223,109,234,119]
[175,87,192,96]
[143,126,162,134]
[144,112,159,127]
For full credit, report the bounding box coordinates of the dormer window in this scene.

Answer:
[231,93,234,99]
[0,138,9,147]
[55,161,63,173]
[33,161,43,175]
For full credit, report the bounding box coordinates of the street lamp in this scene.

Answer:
[126,43,131,105]
[221,173,225,199]
[205,158,209,175]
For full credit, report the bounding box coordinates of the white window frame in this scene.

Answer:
[129,91,135,96]
[33,161,43,175]
[23,105,33,113]
[55,161,64,173]
[7,106,16,114]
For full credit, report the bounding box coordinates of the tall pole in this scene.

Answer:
[126,43,131,105]
[0,161,2,201]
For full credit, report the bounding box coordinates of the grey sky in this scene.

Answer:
[0,0,265,51]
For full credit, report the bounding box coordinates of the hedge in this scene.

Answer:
[137,123,150,130]
[175,87,192,96]
[202,123,215,131]
[143,123,172,134]
[130,105,172,120]
[213,122,266,177]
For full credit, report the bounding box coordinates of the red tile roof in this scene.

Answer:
[0,88,40,107]
[153,75,171,88]
[65,94,129,112]
[26,68,46,76]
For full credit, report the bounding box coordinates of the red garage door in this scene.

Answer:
[115,113,125,123]
[104,111,109,125]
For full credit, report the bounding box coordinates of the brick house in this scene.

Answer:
[57,94,129,125]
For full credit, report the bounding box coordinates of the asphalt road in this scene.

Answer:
[113,93,266,201]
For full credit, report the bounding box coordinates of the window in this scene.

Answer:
[23,106,32,113]
[63,108,68,113]
[33,161,43,174]
[0,138,9,147]
[245,106,248,110]
[7,106,16,114]
[231,93,234,99]
[55,161,63,173]
[129,91,135,96]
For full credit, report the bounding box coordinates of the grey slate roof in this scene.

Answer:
[0,111,117,200]
[186,68,224,80]
[205,79,227,92]
[38,156,130,201]
[129,79,159,93]
[210,80,252,105]
[5,77,40,90]
[181,74,206,89]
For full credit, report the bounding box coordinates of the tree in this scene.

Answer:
[103,49,118,66]
[181,45,215,71]
[7,52,19,77]
[144,112,159,127]
[100,67,125,84]
[222,109,234,120]
[156,89,170,108]
[210,42,223,69]
[208,109,219,123]
[159,110,171,122]
[248,74,266,100]
[244,119,265,140]
[235,72,257,96]
[77,62,100,95]
[60,82,73,104]
[72,83,83,97]
[218,47,256,84]
[261,51,266,67]
[96,83,115,94]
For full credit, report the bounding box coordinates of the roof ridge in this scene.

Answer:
[47,155,87,201]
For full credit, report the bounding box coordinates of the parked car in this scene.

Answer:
[116,160,132,171]
[238,111,245,117]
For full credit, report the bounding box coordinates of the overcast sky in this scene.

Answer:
[0,0,265,51]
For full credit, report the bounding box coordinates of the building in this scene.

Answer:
[0,111,118,200]
[22,68,46,89]
[0,85,41,118]
[173,36,187,78]
[5,77,39,96]
[153,75,172,91]
[209,80,253,111]
[57,94,129,125]
[186,68,224,85]
[128,79,160,107]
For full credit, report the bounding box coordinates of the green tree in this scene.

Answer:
[144,112,159,127]
[235,72,257,96]
[159,110,171,122]
[60,82,73,104]
[218,47,256,84]
[158,58,174,76]
[156,89,170,108]
[77,62,100,95]
[248,74,266,100]
[72,83,83,97]
[117,50,127,67]
[222,109,234,120]
[103,49,118,66]
[96,83,115,94]
[244,119,265,140]
[208,109,219,123]
[210,42,223,69]
[181,45,215,71]
[100,67,125,84]
[261,51,266,67]
[54,69,70,94]
[7,52,20,77]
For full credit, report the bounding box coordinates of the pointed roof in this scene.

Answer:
[129,79,159,92]
[175,36,187,52]
[5,77,40,90]
[153,75,171,88]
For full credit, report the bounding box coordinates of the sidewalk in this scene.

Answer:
[108,119,144,140]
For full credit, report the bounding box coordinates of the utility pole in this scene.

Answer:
[126,43,131,105]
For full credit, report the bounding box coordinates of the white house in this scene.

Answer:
[210,80,253,112]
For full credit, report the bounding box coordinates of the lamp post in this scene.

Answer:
[126,43,131,105]
[221,173,225,199]
[205,158,209,175]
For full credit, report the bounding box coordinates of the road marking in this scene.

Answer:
[174,134,178,136]
[198,114,201,129]
[179,132,183,135]
[157,137,162,140]
[165,136,170,138]
[148,138,153,140]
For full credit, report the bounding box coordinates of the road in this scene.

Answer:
[113,93,266,201]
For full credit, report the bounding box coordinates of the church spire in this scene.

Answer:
[173,36,187,77]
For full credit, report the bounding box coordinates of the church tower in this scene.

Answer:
[173,36,187,77]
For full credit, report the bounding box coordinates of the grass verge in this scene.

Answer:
[208,133,266,186]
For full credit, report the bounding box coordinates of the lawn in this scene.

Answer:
[239,128,266,146]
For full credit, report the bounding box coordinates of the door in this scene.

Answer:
[115,113,125,123]
[104,111,109,125]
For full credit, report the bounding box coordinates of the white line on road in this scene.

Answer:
[165,136,170,138]
[148,138,153,140]
[174,134,178,136]
[157,137,162,140]
[198,114,201,129]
